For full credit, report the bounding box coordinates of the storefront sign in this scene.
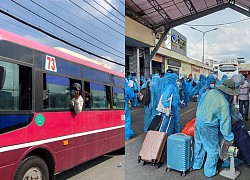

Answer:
[171,29,187,56]
[153,54,164,62]
[192,67,200,73]
[168,59,181,67]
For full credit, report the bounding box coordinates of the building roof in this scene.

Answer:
[126,0,250,30]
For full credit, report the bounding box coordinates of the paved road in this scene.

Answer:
[56,150,125,180]
[126,101,250,180]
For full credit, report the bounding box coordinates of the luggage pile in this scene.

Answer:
[138,116,250,178]
[138,114,194,177]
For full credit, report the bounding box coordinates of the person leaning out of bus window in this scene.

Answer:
[70,83,84,114]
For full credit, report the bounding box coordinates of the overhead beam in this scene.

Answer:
[125,5,152,28]
[228,3,250,17]
[153,3,229,30]
[184,0,197,14]
[150,28,170,60]
[147,0,172,23]
[216,0,224,5]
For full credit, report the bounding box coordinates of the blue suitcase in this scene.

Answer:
[166,133,193,177]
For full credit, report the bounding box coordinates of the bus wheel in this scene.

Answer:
[14,156,49,180]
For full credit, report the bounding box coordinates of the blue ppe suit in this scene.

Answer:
[190,74,206,97]
[197,74,216,103]
[231,74,245,89]
[217,74,228,85]
[193,89,234,177]
[125,83,135,141]
[183,78,193,106]
[159,73,180,135]
[230,74,245,122]
[131,77,139,107]
[143,74,161,132]
[140,75,146,87]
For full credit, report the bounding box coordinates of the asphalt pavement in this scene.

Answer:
[126,101,250,180]
[56,150,125,180]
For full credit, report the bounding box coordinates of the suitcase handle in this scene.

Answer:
[174,133,189,136]
[159,94,173,133]
[190,139,194,162]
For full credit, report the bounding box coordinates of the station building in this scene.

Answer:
[126,16,213,81]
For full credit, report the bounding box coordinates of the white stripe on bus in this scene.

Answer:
[0,125,125,153]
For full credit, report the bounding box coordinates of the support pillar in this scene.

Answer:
[144,47,151,78]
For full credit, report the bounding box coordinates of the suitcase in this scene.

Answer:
[138,106,173,167]
[181,118,196,137]
[166,133,194,177]
[138,130,167,167]
[147,114,163,131]
[232,120,250,165]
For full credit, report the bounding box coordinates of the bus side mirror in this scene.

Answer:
[0,66,6,90]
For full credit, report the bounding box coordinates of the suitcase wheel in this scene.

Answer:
[157,163,161,168]
[143,161,147,166]
[181,171,186,177]
[166,168,171,173]
[138,156,141,163]
[152,159,157,166]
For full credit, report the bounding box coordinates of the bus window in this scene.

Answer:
[106,86,111,109]
[110,75,124,87]
[0,61,32,110]
[43,74,70,110]
[0,66,6,89]
[87,82,111,109]
[218,64,238,80]
[113,87,124,109]
[83,67,110,84]
[84,81,92,109]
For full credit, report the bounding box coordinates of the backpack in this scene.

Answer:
[138,82,151,106]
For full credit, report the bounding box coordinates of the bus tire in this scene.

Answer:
[14,156,49,180]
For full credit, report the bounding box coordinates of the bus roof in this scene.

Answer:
[0,29,124,77]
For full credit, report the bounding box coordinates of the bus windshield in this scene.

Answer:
[219,65,237,72]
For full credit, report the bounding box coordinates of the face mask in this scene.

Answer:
[210,83,215,89]
[71,89,76,96]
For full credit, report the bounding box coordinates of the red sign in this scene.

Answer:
[192,67,200,73]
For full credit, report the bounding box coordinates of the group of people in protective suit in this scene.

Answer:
[125,68,247,178]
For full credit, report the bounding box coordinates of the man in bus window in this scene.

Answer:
[70,83,84,114]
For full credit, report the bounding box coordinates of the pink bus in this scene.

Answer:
[0,29,125,180]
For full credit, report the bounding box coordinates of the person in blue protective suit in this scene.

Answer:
[220,74,245,168]
[193,79,239,177]
[217,74,228,85]
[143,74,161,132]
[125,81,135,141]
[159,73,181,135]
[190,74,206,98]
[131,76,139,107]
[197,74,216,103]
[230,73,245,122]
[182,74,193,106]
[125,72,131,88]
[140,75,146,87]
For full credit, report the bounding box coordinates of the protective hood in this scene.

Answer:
[222,74,228,81]
[231,74,244,88]
[166,73,179,84]
[199,74,206,83]
[206,74,216,85]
